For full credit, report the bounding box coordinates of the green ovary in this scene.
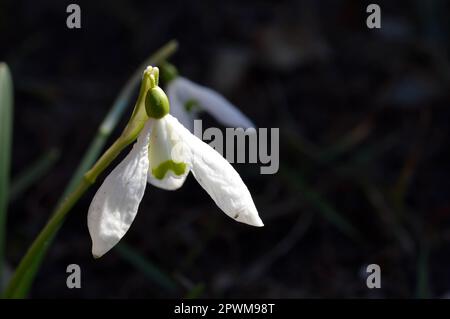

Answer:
[152,160,187,180]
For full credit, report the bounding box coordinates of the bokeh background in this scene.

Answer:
[1,0,450,298]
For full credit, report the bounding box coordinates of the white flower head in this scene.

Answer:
[167,76,255,131]
[88,69,263,258]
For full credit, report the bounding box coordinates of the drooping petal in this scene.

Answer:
[88,121,153,258]
[147,116,191,190]
[165,114,263,226]
[171,77,255,129]
[167,80,194,131]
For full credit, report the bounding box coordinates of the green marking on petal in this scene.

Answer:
[152,160,187,180]
[184,99,200,113]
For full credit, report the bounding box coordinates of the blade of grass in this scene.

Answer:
[116,243,177,293]
[9,148,60,202]
[319,119,373,162]
[416,243,430,298]
[3,40,178,298]
[185,283,205,299]
[281,166,361,241]
[0,63,13,288]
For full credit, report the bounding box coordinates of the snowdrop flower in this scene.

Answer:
[88,66,263,258]
[162,63,255,131]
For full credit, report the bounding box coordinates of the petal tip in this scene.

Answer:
[91,241,111,259]
[237,213,264,227]
[256,221,265,227]
[251,216,264,227]
[92,246,105,259]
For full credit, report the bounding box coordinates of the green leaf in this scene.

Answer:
[0,63,13,289]
[416,243,430,298]
[116,243,177,293]
[281,166,361,241]
[185,283,205,299]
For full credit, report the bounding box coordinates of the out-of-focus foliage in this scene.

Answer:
[0,63,13,288]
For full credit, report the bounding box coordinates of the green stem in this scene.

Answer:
[3,41,177,298]
[59,40,178,201]
[3,180,90,298]
[3,136,130,298]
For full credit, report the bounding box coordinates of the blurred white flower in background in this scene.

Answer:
[163,64,255,131]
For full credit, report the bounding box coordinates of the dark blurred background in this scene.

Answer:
[1,0,450,298]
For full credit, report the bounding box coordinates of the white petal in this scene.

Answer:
[172,77,255,129]
[147,117,191,190]
[167,81,194,131]
[88,121,152,258]
[166,114,263,226]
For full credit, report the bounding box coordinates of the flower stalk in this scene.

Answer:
[2,52,173,299]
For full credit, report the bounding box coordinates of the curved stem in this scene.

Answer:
[3,136,130,298]
[3,180,90,298]
[3,41,178,298]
